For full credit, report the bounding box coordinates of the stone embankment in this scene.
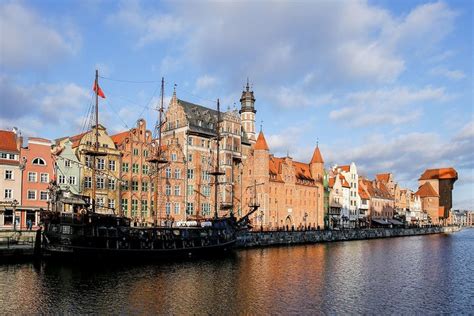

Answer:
[236,226,461,248]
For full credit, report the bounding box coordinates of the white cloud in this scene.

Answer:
[329,86,451,126]
[195,75,218,91]
[430,67,466,80]
[0,2,80,69]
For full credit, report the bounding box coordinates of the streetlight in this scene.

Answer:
[303,212,308,230]
[11,199,18,231]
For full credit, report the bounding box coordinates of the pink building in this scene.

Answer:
[19,137,54,228]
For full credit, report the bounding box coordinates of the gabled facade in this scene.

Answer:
[334,163,360,226]
[52,139,82,194]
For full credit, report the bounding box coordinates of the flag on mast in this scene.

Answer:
[93,81,106,99]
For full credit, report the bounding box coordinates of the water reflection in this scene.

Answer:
[0,230,472,314]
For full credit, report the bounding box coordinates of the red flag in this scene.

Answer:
[93,81,106,98]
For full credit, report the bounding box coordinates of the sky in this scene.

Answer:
[0,0,473,209]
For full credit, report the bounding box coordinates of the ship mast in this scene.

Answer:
[92,69,100,212]
[148,78,167,226]
[211,99,225,220]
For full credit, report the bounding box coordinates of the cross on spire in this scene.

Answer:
[260,120,263,132]
[316,137,319,147]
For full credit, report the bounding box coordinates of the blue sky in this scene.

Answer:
[0,0,472,208]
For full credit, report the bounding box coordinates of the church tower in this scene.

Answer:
[240,79,256,143]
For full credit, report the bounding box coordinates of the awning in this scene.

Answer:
[389,219,404,226]
[371,219,390,225]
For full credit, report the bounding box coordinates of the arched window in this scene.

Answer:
[32,158,46,165]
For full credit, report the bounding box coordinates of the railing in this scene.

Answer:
[0,236,35,248]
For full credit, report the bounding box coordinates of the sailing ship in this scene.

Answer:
[41,71,259,259]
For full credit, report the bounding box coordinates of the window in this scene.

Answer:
[188,153,193,162]
[165,168,171,178]
[84,177,92,189]
[187,185,194,196]
[174,185,180,196]
[40,173,49,183]
[174,203,180,215]
[109,160,116,171]
[201,139,205,147]
[131,199,138,216]
[121,180,129,191]
[166,184,171,196]
[4,170,13,180]
[174,168,181,179]
[96,177,105,189]
[202,171,210,181]
[32,158,46,165]
[171,153,177,161]
[132,181,138,191]
[97,197,105,207]
[133,148,139,156]
[40,191,48,200]
[28,172,37,182]
[122,163,129,173]
[142,181,148,192]
[187,169,194,179]
[141,200,148,216]
[188,137,193,145]
[202,185,211,197]
[4,189,12,199]
[132,163,139,173]
[202,203,211,216]
[186,202,194,214]
[97,158,105,170]
[143,150,149,157]
[27,190,36,200]
[142,164,149,175]
[68,176,76,185]
[85,156,92,167]
[108,199,115,210]
[65,160,71,167]
[165,202,171,215]
[108,179,116,190]
[121,199,128,212]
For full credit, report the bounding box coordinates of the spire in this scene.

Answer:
[254,131,269,151]
[246,77,250,91]
[310,145,324,164]
[239,78,256,114]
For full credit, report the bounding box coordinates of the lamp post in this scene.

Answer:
[11,199,18,231]
[303,212,308,230]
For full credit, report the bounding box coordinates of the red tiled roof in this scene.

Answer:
[28,137,51,142]
[310,146,324,164]
[415,182,439,197]
[110,130,129,145]
[328,177,335,188]
[293,161,314,181]
[359,186,370,200]
[70,131,88,148]
[0,130,19,152]
[269,156,284,182]
[339,165,350,172]
[0,159,19,165]
[254,131,269,150]
[376,173,391,183]
[339,174,350,188]
[419,168,458,181]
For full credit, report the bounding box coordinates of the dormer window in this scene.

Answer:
[32,158,46,165]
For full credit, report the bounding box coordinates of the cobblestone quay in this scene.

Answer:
[236,226,460,248]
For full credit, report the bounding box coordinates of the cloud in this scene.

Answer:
[0,2,80,69]
[329,86,451,126]
[106,0,182,48]
[430,67,466,80]
[265,86,336,109]
[0,75,91,137]
[195,75,218,91]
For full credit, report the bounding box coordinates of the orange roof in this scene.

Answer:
[0,130,19,152]
[359,186,370,200]
[310,146,324,164]
[268,156,284,182]
[70,131,88,148]
[339,174,350,188]
[293,161,314,181]
[110,130,129,145]
[339,165,350,172]
[415,182,439,197]
[419,168,458,181]
[376,173,391,183]
[328,177,335,188]
[254,131,269,150]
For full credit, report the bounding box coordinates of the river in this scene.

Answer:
[0,229,472,314]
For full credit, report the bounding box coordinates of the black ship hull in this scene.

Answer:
[41,212,238,260]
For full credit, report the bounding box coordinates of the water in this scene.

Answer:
[1,229,473,315]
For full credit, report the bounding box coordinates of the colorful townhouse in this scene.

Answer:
[0,129,23,229]
[327,171,350,228]
[334,163,360,227]
[19,137,54,228]
[52,138,82,194]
